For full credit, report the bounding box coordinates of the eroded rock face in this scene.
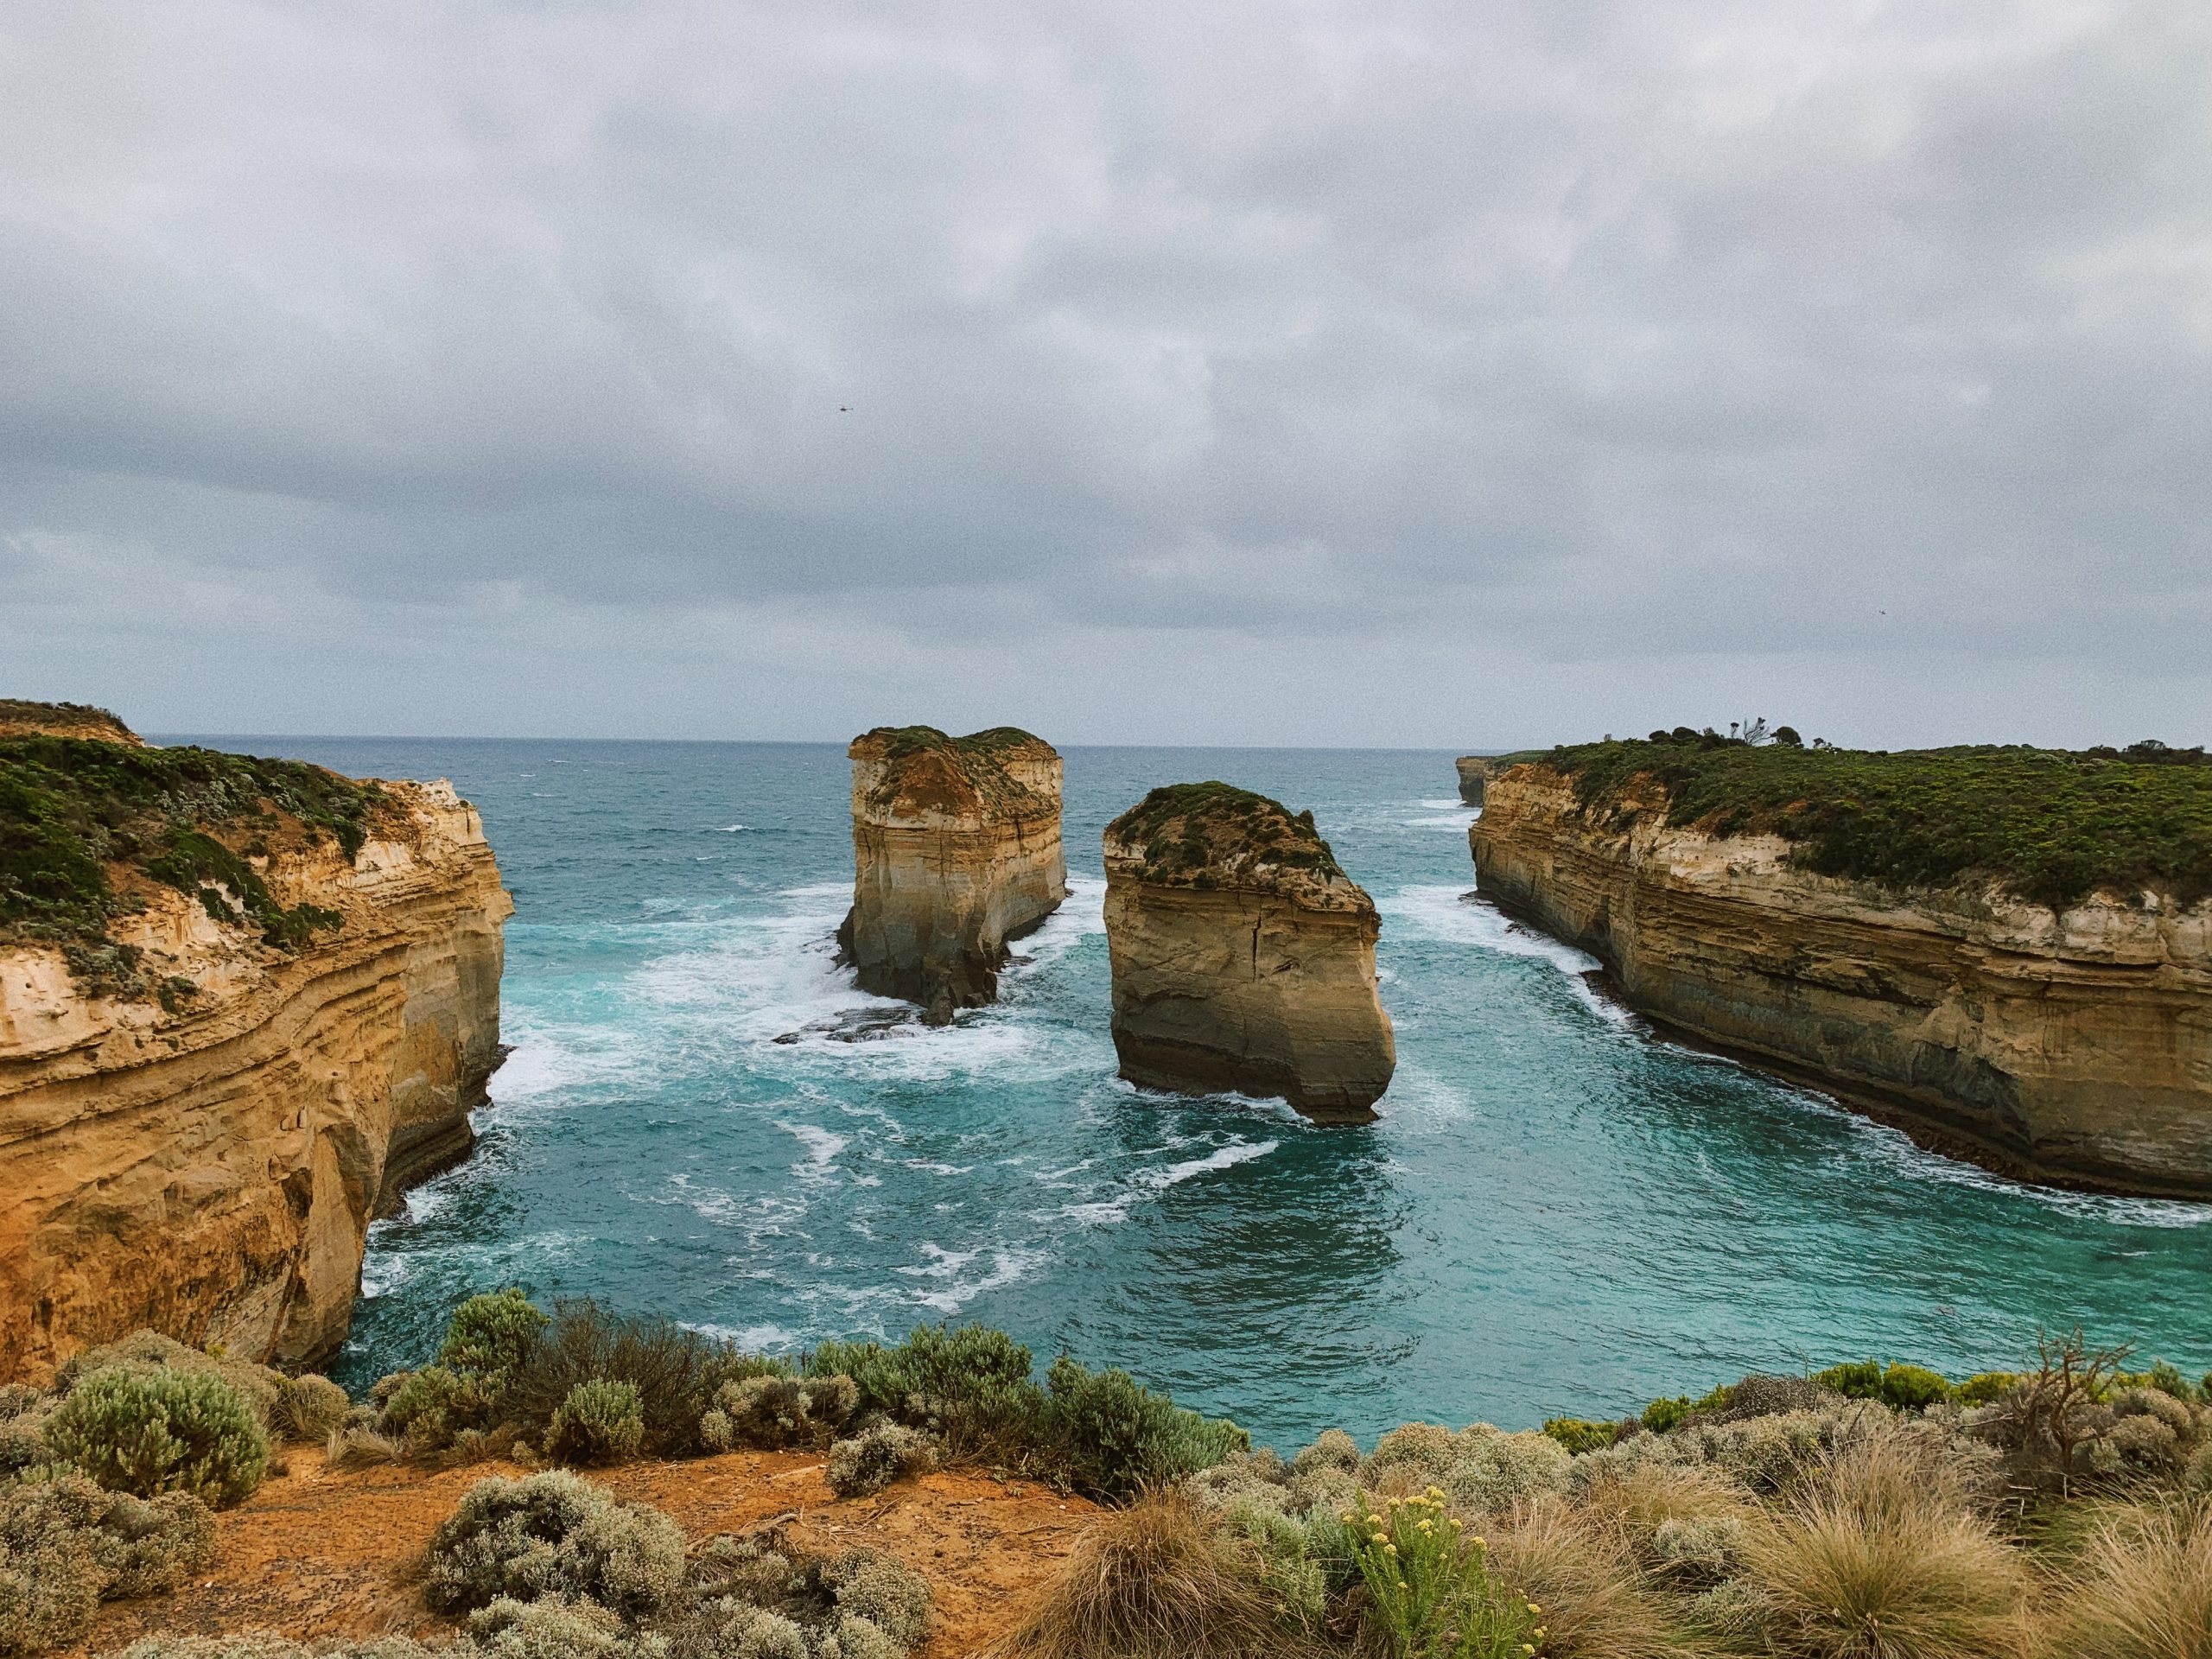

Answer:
[1103,784,1395,1122]
[837,727,1067,1024]
[1456,757,1490,805]
[1471,765,2212,1197]
[0,757,511,1382]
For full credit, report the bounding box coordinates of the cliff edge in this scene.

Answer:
[1471,740,2212,1196]
[1103,783,1395,1121]
[0,722,512,1379]
[838,726,1067,1024]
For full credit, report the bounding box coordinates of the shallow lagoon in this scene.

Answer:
[189,737,2212,1450]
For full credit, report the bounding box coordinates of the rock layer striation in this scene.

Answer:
[1471,763,2212,1196]
[1,733,511,1381]
[838,726,1067,1024]
[1103,783,1395,1121]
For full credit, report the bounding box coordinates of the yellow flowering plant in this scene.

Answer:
[1343,1491,1548,1659]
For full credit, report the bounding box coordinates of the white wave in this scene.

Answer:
[715,823,749,832]
[1058,1137,1280,1225]
[1382,885,1630,1025]
[1418,797,1469,810]
[780,1122,850,1182]
[907,1244,1050,1313]
[488,1027,656,1103]
[685,1320,798,1350]
[1139,1139,1279,1192]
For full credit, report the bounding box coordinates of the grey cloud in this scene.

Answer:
[1,0,2208,745]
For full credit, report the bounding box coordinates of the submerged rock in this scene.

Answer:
[837,726,1067,1025]
[1103,783,1395,1122]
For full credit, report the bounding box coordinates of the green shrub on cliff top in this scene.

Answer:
[1535,736,2212,910]
[0,734,378,982]
[423,1470,683,1618]
[42,1368,267,1508]
[440,1289,553,1385]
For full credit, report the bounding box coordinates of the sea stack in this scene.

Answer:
[838,726,1067,1024]
[0,707,511,1381]
[1103,783,1395,1122]
[1456,756,1490,804]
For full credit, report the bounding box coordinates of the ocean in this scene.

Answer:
[181,737,2212,1452]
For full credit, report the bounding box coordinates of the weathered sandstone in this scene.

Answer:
[1456,756,1490,805]
[1471,765,2212,1196]
[1,737,511,1381]
[1103,784,1395,1122]
[837,726,1067,1024]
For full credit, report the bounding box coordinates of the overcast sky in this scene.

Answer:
[3,2,2208,748]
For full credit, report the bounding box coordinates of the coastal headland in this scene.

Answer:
[0,705,511,1380]
[1471,734,2212,1197]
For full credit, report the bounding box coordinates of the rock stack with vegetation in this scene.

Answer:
[0,705,512,1378]
[837,726,1067,1025]
[1103,784,1395,1121]
[1471,731,2212,1196]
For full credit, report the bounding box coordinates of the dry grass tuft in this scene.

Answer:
[1742,1433,2028,1659]
[2056,1498,2212,1659]
[990,1488,1309,1659]
[1486,1495,1704,1659]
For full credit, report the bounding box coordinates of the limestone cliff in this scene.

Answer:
[1456,752,1541,805]
[0,728,511,1380]
[0,698,144,745]
[1471,764,2212,1197]
[837,726,1067,1024]
[1103,784,1395,1122]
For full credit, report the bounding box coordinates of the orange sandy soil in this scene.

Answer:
[68,1449,1098,1658]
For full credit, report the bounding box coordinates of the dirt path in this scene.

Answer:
[71,1449,1095,1657]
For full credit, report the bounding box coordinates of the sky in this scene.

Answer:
[3,1,2208,749]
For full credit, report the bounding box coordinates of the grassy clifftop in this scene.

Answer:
[0,734,382,988]
[1531,735,2212,911]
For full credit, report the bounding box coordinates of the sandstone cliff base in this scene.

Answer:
[838,726,1066,1025]
[1,726,512,1381]
[1104,784,1394,1122]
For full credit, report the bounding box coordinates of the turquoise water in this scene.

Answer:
[191,738,2212,1450]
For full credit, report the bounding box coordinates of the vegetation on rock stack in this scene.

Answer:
[1535,734,2212,911]
[853,724,1058,817]
[0,731,382,991]
[1106,782,1349,893]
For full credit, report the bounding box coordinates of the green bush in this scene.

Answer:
[463,1596,629,1658]
[826,1424,939,1499]
[1543,1417,1619,1455]
[1879,1363,1954,1411]
[0,1473,215,1656]
[43,1367,268,1507]
[439,1290,552,1384]
[1040,1356,1248,1503]
[1642,1396,1693,1433]
[820,1549,931,1649]
[1812,1361,1884,1400]
[423,1471,683,1619]
[270,1375,350,1445]
[1345,1490,1542,1658]
[502,1302,755,1459]
[546,1382,645,1467]
[377,1366,500,1457]
[707,1374,859,1452]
